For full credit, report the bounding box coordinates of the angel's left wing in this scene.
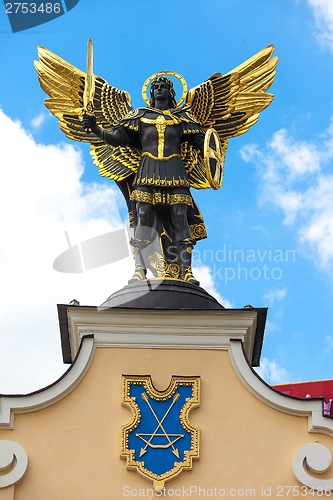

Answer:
[35,46,140,181]
[182,45,277,189]
[185,45,278,140]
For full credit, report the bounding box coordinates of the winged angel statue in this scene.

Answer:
[35,43,277,286]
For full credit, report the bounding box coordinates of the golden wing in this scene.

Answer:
[181,143,209,189]
[35,46,138,181]
[185,45,278,140]
[91,144,141,181]
[181,140,228,190]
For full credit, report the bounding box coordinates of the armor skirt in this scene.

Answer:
[132,154,190,188]
[131,154,193,206]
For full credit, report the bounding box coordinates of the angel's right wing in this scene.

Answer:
[35,46,140,181]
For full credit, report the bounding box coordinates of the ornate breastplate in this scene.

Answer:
[140,112,182,160]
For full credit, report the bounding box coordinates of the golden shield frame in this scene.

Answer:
[121,375,200,490]
[204,128,225,190]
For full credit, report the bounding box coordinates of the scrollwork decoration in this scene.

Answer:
[293,443,333,492]
[0,440,28,488]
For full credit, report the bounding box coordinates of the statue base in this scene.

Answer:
[100,278,224,310]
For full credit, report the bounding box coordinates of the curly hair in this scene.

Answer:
[149,76,177,109]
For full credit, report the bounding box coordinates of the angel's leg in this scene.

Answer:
[128,202,156,283]
[169,204,199,286]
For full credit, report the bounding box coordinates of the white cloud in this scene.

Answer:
[0,110,132,394]
[31,113,46,130]
[263,288,287,306]
[241,121,333,273]
[324,335,333,353]
[307,0,333,50]
[255,357,291,385]
[269,129,321,178]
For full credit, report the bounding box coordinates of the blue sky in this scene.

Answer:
[1,0,333,392]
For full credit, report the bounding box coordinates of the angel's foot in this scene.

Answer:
[179,266,200,286]
[128,265,147,284]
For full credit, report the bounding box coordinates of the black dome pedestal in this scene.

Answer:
[100,279,224,310]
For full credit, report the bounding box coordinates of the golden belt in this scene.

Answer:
[142,152,181,161]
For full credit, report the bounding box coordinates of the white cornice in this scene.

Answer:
[229,339,333,436]
[0,337,95,430]
[67,307,258,362]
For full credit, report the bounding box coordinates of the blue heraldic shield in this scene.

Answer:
[121,375,200,490]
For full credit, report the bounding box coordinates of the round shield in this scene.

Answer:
[204,128,225,190]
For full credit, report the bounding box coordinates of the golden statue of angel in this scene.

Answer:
[35,42,277,286]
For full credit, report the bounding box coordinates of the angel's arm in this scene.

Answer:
[182,121,205,152]
[184,132,205,153]
[82,113,128,147]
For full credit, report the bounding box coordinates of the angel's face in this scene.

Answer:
[152,82,170,102]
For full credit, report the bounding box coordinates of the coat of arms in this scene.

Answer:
[121,375,200,490]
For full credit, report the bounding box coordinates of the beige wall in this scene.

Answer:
[1,346,333,499]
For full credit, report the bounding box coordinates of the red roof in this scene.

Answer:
[272,379,333,417]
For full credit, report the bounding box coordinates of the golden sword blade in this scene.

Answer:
[83,38,95,132]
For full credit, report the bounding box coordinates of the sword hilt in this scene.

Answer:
[83,108,94,134]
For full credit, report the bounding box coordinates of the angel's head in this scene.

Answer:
[149,76,177,109]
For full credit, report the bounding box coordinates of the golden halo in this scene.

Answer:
[142,71,188,107]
